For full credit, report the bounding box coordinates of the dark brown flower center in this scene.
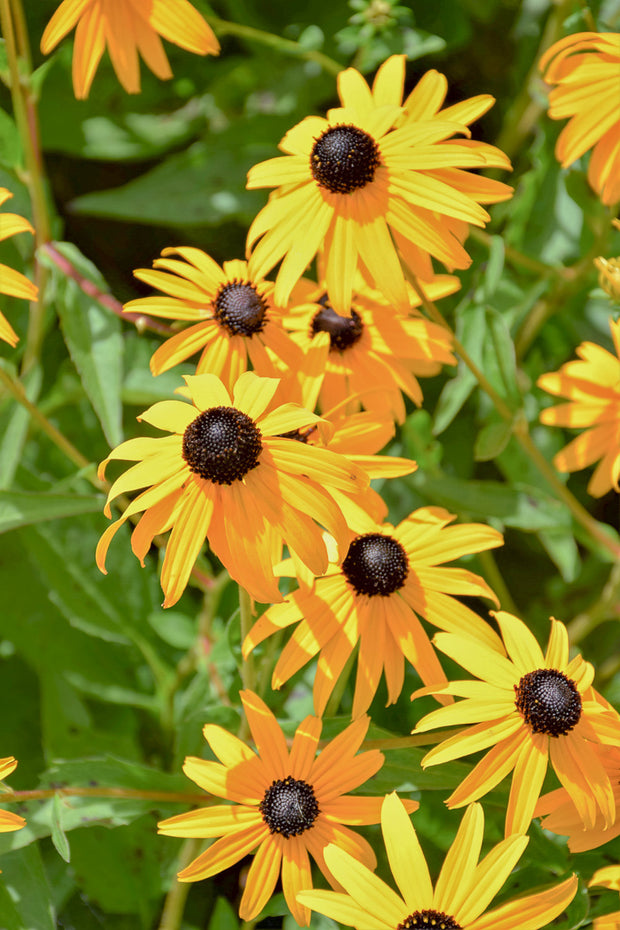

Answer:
[398,911,462,930]
[514,668,582,737]
[214,281,268,336]
[342,533,408,597]
[310,124,380,194]
[311,302,364,352]
[259,776,320,838]
[182,406,262,484]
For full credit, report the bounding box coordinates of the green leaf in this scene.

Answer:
[208,897,240,930]
[482,235,505,299]
[415,472,571,531]
[0,107,21,168]
[69,129,276,227]
[0,845,56,930]
[50,794,71,863]
[474,420,512,462]
[433,301,485,434]
[483,306,521,407]
[0,363,42,489]
[39,241,124,447]
[0,490,104,533]
[537,527,580,583]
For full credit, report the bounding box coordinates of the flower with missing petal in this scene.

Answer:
[124,249,300,388]
[96,371,369,605]
[0,758,26,834]
[414,611,620,836]
[246,55,512,314]
[244,507,503,717]
[590,866,620,930]
[297,793,578,930]
[537,318,620,497]
[0,189,38,347]
[41,0,219,99]
[158,691,417,927]
[540,32,620,205]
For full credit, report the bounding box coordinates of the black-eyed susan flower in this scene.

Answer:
[540,32,620,206]
[0,758,26,834]
[158,691,417,927]
[281,273,457,423]
[244,507,503,717]
[536,742,620,851]
[124,249,300,389]
[537,318,620,498]
[297,793,578,930]
[246,55,512,314]
[590,866,620,930]
[41,0,219,99]
[414,611,620,836]
[0,189,38,348]
[96,371,369,606]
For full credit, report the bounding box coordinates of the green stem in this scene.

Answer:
[478,549,519,616]
[494,0,574,162]
[567,561,620,644]
[407,275,620,563]
[0,364,98,483]
[156,838,203,930]
[209,16,342,76]
[360,729,465,751]
[41,243,175,338]
[0,0,53,374]
[468,228,570,280]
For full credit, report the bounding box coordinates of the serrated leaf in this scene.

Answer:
[0,490,104,533]
[474,420,512,462]
[50,793,71,863]
[39,241,123,446]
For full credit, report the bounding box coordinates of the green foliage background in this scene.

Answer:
[0,0,619,927]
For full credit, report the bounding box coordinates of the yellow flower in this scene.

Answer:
[124,249,300,389]
[41,0,220,99]
[414,611,620,836]
[595,256,620,302]
[537,317,620,497]
[158,691,417,927]
[246,54,512,314]
[0,189,38,348]
[244,507,503,717]
[0,757,26,834]
[297,793,578,930]
[540,32,620,205]
[536,741,620,851]
[281,273,457,423]
[590,866,620,930]
[96,371,369,605]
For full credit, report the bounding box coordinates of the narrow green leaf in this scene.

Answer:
[0,107,21,168]
[50,794,71,863]
[0,490,104,533]
[39,241,124,446]
[483,306,521,406]
[482,235,505,299]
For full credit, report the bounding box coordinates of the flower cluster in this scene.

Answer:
[2,8,619,928]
